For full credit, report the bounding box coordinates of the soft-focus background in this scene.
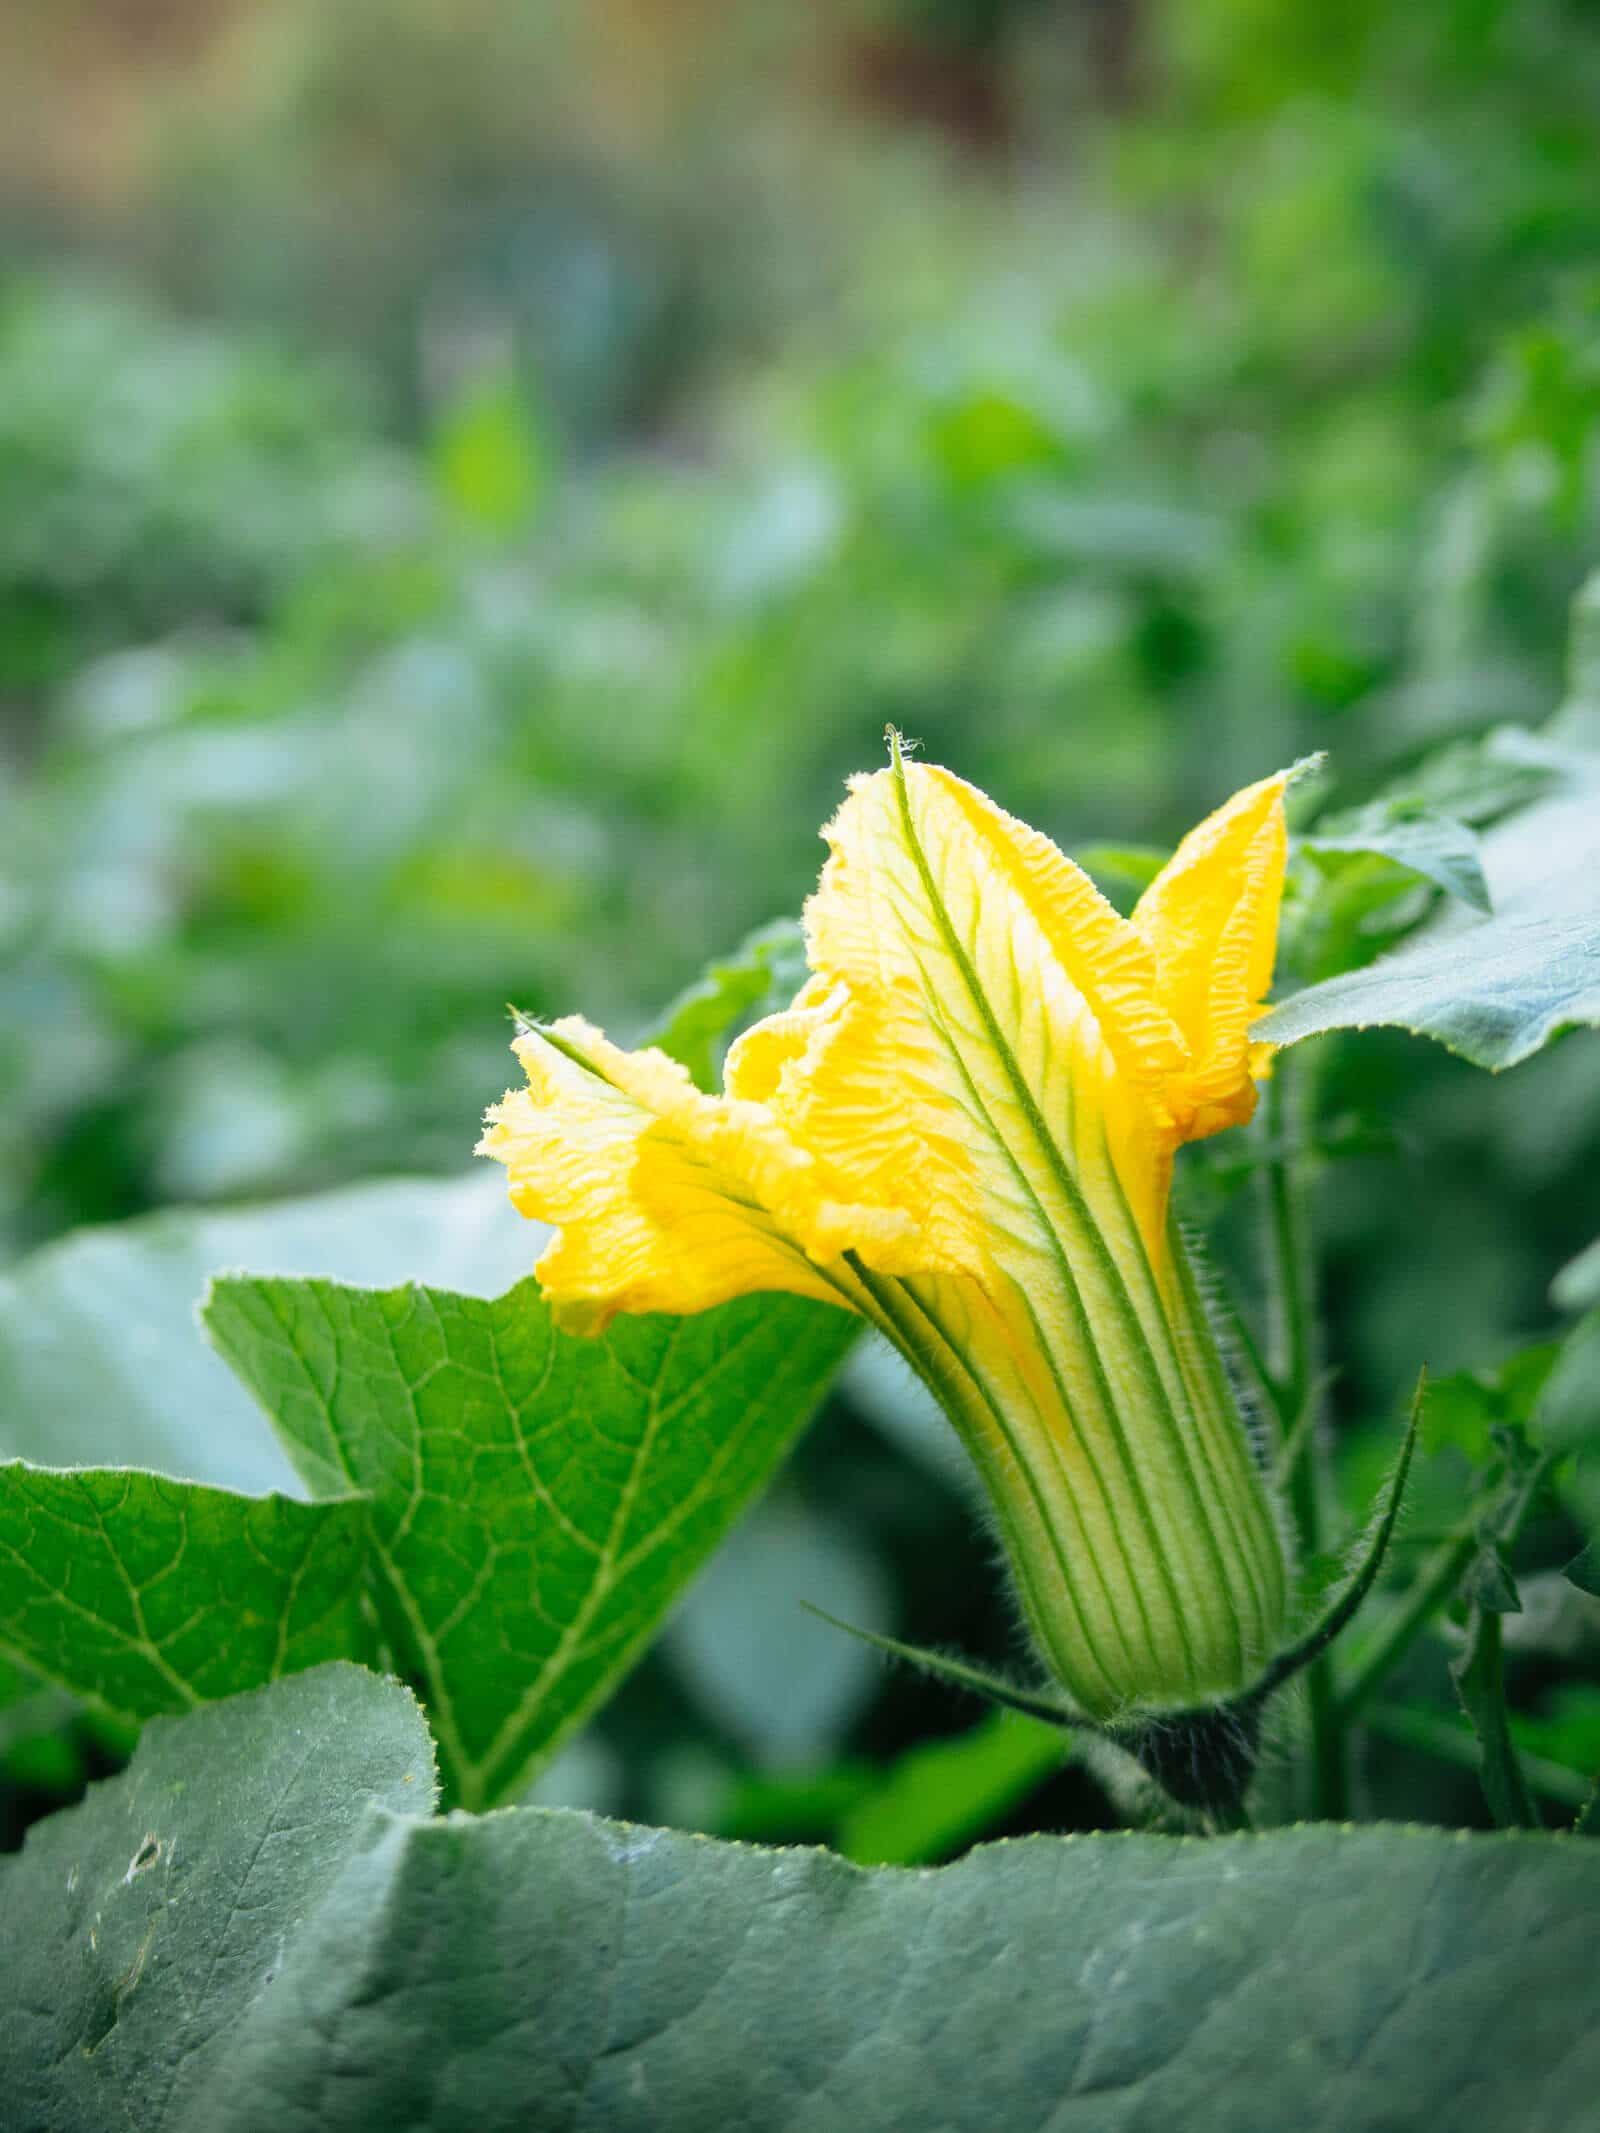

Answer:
[4,0,1599,1846]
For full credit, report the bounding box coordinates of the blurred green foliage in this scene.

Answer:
[2,0,1599,1849]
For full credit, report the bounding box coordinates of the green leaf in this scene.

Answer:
[0,1173,531,1492]
[0,1654,86,1796]
[1553,1235,1600,1313]
[1256,734,1600,1068]
[1451,1606,1542,1829]
[204,1277,855,1808]
[12,1673,1600,2133]
[1462,1538,1523,1615]
[0,1666,433,2132]
[1411,1342,1559,1471]
[644,917,808,1091]
[837,1707,1068,1865]
[1563,1540,1600,1599]
[1389,727,1560,828]
[0,1463,370,1723]
[1300,799,1491,912]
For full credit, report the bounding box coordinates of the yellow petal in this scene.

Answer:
[476,1013,946,1328]
[1131,769,1291,1142]
[477,1020,846,1328]
[803,752,1184,1258]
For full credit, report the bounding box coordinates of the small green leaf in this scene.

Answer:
[1563,1540,1600,1599]
[1463,1538,1523,1615]
[1301,800,1491,912]
[0,1174,530,1492]
[644,917,808,1091]
[1257,730,1600,1069]
[1417,1343,1559,1470]
[0,1665,432,2131]
[838,1707,1068,1865]
[0,1464,370,1723]
[205,1277,855,1808]
[1451,1606,1542,1829]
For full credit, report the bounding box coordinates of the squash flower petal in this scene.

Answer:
[479,749,1293,1719]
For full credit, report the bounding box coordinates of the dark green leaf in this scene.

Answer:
[0,1174,531,1492]
[204,1277,855,1807]
[0,1665,433,2132]
[1463,1539,1522,1615]
[1563,1540,1600,1599]
[0,1463,370,1723]
[11,1671,1600,2131]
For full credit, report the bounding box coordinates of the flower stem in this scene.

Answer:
[1261,1057,1347,1819]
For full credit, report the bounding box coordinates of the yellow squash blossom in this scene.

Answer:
[480,744,1292,1721]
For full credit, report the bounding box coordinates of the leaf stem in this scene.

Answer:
[1261,1057,1346,1819]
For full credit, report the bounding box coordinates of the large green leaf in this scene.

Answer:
[0,1665,433,2133]
[1258,736,1600,1067]
[0,1173,531,1492]
[7,1670,1598,2133]
[204,1277,855,1807]
[0,1463,370,1722]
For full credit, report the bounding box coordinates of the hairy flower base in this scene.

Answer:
[482,743,1296,1718]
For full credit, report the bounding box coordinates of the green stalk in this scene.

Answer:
[1261,1058,1346,1819]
